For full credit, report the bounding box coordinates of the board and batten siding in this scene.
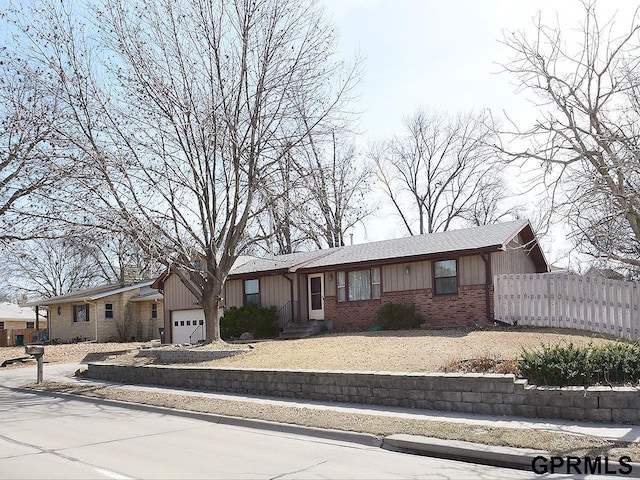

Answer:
[224,279,243,307]
[382,261,431,292]
[382,255,486,292]
[491,235,538,276]
[163,274,199,312]
[258,275,291,309]
[225,275,293,310]
[458,255,486,286]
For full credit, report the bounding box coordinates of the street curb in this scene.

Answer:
[382,434,547,471]
[19,385,640,475]
[382,434,640,476]
[13,386,382,447]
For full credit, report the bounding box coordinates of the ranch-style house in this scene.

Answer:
[156,219,549,343]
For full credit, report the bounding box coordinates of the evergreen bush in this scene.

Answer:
[517,341,640,386]
[374,302,422,330]
[220,303,279,340]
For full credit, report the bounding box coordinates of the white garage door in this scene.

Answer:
[171,309,206,344]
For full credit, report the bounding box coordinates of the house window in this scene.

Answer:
[151,303,158,319]
[26,322,35,329]
[337,272,346,302]
[244,279,259,305]
[337,267,381,302]
[0,322,4,329]
[73,304,89,322]
[434,259,457,295]
[105,303,114,319]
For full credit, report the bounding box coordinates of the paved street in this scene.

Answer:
[0,364,541,480]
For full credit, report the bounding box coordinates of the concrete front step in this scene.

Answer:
[279,324,315,339]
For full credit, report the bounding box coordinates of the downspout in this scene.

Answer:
[480,253,492,323]
[283,274,295,325]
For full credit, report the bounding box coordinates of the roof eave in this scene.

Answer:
[298,245,506,274]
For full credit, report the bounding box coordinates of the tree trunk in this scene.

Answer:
[202,294,223,343]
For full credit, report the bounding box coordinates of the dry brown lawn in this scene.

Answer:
[193,326,622,372]
[2,326,623,372]
[0,342,142,367]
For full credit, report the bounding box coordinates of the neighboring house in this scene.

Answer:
[156,220,549,343]
[0,302,48,346]
[0,302,47,330]
[25,280,163,343]
[584,266,626,281]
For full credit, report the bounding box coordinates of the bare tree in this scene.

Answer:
[7,0,357,342]
[3,239,101,299]
[373,109,511,235]
[253,147,312,255]
[298,131,373,248]
[0,52,68,241]
[254,131,373,252]
[81,230,162,285]
[500,1,640,269]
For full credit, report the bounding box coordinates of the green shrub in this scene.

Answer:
[517,341,640,386]
[518,342,590,386]
[589,342,640,385]
[220,303,279,340]
[374,302,422,330]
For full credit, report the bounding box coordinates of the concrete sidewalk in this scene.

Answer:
[11,362,640,474]
[64,368,640,444]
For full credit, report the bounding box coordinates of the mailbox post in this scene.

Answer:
[25,345,44,384]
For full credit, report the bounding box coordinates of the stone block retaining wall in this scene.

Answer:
[137,348,246,363]
[86,363,640,424]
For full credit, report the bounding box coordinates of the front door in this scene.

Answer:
[308,274,324,320]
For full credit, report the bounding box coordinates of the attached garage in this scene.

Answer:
[171,309,205,344]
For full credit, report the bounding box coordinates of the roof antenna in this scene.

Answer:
[350,233,353,246]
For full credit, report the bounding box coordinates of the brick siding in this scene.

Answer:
[325,285,494,332]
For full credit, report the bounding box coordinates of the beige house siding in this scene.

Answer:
[382,260,432,292]
[130,300,164,341]
[458,255,486,286]
[163,274,199,312]
[225,275,294,310]
[0,319,47,329]
[48,289,163,343]
[224,279,243,307]
[50,303,94,342]
[491,235,538,276]
[260,275,291,308]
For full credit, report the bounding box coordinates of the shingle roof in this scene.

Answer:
[229,219,546,276]
[302,220,530,269]
[230,250,335,275]
[24,280,157,306]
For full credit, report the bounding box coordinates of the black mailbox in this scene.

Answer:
[25,345,44,356]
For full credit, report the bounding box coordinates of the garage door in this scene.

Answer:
[171,309,206,344]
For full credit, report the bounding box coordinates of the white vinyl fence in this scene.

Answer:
[494,273,640,340]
